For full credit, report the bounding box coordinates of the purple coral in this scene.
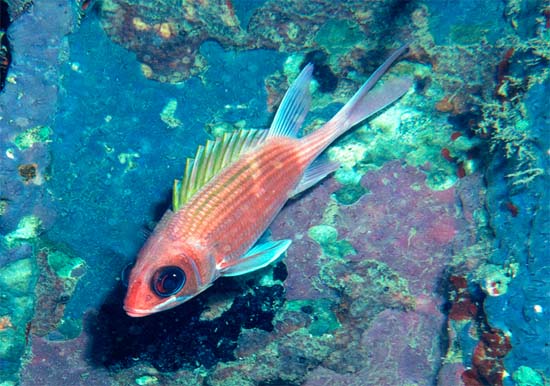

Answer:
[338,161,458,296]
[271,160,481,384]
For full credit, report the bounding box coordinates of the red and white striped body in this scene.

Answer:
[124,46,412,317]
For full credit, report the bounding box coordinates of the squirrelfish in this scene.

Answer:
[124,46,412,317]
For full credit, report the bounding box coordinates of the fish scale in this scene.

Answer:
[177,138,305,261]
[124,45,412,317]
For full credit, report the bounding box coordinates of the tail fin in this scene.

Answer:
[328,44,412,137]
[303,45,413,157]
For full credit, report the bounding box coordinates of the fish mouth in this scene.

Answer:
[124,292,205,317]
[123,296,180,317]
[123,306,154,318]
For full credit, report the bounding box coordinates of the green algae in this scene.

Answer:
[285,299,341,336]
[55,317,83,340]
[0,233,85,384]
[449,24,493,45]
[308,224,356,258]
[512,366,545,386]
[479,100,544,187]
[0,337,23,364]
[332,183,366,205]
[333,167,363,186]
[206,120,235,138]
[320,255,413,323]
[12,126,52,150]
[135,375,159,385]
[308,225,338,245]
[362,260,411,296]
[209,327,334,385]
[46,249,85,279]
[308,202,357,259]
[322,239,355,259]
[4,216,42,248]
[315,19,363,57]
[160,98,182,129]
[0,258,36,295]
[118,151,140,172]
[327,136,369,171]
[30,241,86,338]
[0,258,37,384]
[426,169,458,191]
[0,200,7,216]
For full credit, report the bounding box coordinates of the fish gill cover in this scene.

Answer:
[0,0,548,385]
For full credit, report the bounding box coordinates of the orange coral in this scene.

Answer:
[18,163,37,182]
[0,316,13,330]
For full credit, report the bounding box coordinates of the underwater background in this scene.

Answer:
[0,0,549,385]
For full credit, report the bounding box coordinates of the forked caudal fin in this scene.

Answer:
[302,44,413,158]
[330,44,412,130]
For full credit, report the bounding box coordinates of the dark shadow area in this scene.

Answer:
[301,50,338,93]
[0,0,12,91]
[0,1,9,28]
[86,263,286,371]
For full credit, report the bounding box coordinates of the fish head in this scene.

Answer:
[123,231,214,317]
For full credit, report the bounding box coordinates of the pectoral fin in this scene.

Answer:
[219,239,292,277]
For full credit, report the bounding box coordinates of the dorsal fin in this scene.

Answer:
[172,129,268,211]
[267,63,313,138]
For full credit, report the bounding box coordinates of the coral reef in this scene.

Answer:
[419,2,549,383]
[0,226,85,384]
[3,0,33,21]
[476,3,550,383]
[0,255,36,383]
[20,325,114,385]
[99,0,245,82]
[267,161,483,384]
[0,0,73,234]
[99,0,415,83]
[477,43,548,188]
[0,1,81,381]
[1,0,548,385]
[247,0,412,52]
[31,242,86,337]
[463,329,513,386]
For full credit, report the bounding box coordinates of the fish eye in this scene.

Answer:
[151,266,186,297]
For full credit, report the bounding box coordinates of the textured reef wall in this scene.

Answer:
[482,39,550,386]
[0,0,549,385]
[98,0,414,83]
[268,160,477,385]
[0,0,79,382]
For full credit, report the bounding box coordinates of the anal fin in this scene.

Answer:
[219,239,292,277]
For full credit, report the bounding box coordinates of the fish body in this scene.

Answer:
[124,46,412,317]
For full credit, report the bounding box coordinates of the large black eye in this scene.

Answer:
[151,266,186,297]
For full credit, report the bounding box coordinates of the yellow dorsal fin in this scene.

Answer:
[172,129,268,211]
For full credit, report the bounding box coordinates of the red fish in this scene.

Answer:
[124,46,412,317]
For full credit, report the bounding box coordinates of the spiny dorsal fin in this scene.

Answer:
[172,129,268,211]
